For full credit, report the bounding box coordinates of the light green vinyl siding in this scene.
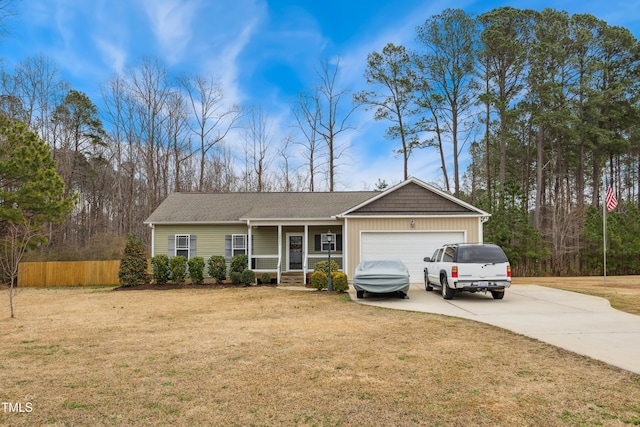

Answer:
[154,224,248,261]
[251,227,278,255]
[308,226,343,255]
[153,223,345,273]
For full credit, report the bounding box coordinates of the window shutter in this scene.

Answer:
[336,234,343,251]
[168,235,175,257]
[314,235,321,251]
[225,235,232,261]
[189,235,197,258]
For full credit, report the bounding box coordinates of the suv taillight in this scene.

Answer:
[507,265,511,278]
[452,265,458,278]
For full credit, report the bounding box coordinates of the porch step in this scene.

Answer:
[279,272,306,286]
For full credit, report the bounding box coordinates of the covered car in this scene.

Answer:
[353,259,410,299]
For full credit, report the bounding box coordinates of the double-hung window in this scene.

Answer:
[175,235,190,258]
[232,234,247,256]
[225,234,247,261]
[320,233,336,252]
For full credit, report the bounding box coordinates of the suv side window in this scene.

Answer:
[443,246,455,262]
[431,248,441,262]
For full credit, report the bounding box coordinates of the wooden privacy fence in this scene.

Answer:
[18,260,122,287]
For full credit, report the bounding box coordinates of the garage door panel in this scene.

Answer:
[361,232,465,283]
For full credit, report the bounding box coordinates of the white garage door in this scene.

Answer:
[360,231,465,283]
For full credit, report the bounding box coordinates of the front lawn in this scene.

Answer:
[1,286,639,426]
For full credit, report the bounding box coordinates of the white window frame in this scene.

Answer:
[232,234,247,256]
[175,234,190,258]
[321,233,336,252]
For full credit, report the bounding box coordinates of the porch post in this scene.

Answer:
[342,218,347,276]
[277,225,282,284]
[247,221,252,270]
[303,224,308,283]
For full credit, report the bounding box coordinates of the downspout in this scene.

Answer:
[479,216,489,243]
[148,223,155,257]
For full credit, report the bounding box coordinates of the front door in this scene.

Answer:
[287,234,304,270]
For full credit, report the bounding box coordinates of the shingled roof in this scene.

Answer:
[144,191,377,224]
[145,178,489,224]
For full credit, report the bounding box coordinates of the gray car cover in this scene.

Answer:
[353,259,411,294]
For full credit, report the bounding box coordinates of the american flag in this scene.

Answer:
[606,178,618,212]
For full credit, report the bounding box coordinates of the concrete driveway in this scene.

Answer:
[348,283,640,375]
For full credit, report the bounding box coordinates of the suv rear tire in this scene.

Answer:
[441,275,453,300]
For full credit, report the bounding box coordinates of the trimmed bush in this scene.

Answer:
[241,269,255,286]
[229,271,242,285]
[188,256,205,285]
[260,272,271,285]
[170,256,187,284]
[230,254,248,274]
[311,271,328,290]
[331,272,349,292]
[314,260,341,276]
[207,255,227,282]
[151,254,170,285]
[118,233,148,287]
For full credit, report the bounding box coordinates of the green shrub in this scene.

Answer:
[188,256,205,285]
[230,254,248,274]
[311,271,328,290]
[207,255,227,282]
[241,269,255,286]
[314,260,341,276]
[229,271,242,285]
[260,272,271,285]
[331,272,349,292]
[170,256,187,284]
[151,254,170,285]
[118,233,148,287]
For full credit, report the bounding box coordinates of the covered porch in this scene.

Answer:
[246,221,344,285]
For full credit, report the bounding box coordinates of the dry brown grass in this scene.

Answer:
[1,286,639,426]
[513,275,640,315]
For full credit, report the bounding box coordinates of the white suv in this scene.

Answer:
[423,243,511,300]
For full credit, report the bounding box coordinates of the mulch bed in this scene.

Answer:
[113,282,280,291]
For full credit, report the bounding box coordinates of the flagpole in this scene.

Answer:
[603,180,607,288]
[603,172,619,288]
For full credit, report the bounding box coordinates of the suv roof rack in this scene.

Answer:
[442,242,493,246]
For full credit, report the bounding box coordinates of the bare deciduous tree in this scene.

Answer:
[314,58,359,191]
[242,105,273,192]
[6,54,69,144]
[1,222,37,318]
[0,0,16,39]
[178,73,241,191]
[293,92,323,191]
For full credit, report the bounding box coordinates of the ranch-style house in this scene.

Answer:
[144,177,490,284]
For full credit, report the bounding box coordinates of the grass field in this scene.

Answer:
[1,281,639,426]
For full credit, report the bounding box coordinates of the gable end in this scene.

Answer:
[349,182,471,215]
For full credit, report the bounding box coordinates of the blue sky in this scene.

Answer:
[2,0,640,191]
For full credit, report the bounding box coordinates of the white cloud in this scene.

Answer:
[94,39,127,75]
[208,17,260,108]
[138,0,201,64]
